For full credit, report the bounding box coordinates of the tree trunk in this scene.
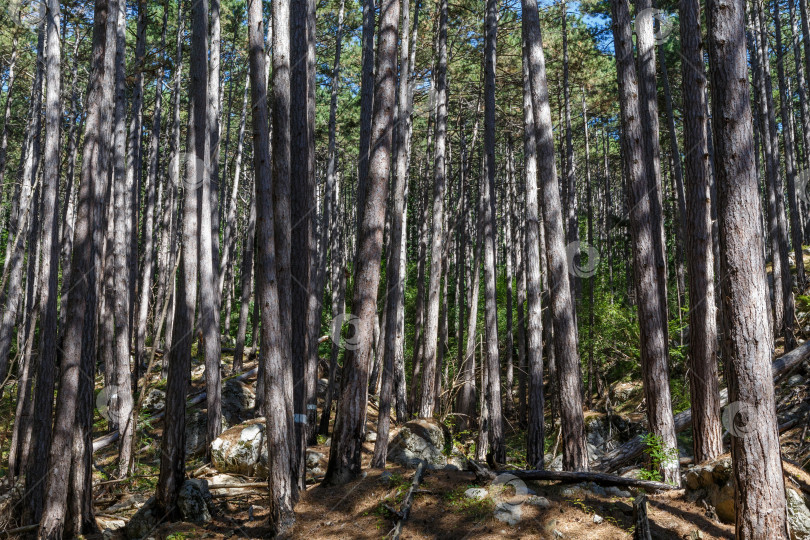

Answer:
[136,2,168,371]
[774,0,806,304]
[482,0,505,465]
[111,0,135,477]
[0,27,44,394]
[503,138,516,418]
[418,0,448,419]
[788,0,809,288]
[0,35,17,232]
[250,0,297,530]
[679,0,723,463]
[290,0,316,486]
[707,0,789,533]
[523,0,588,471]
[155,0,205,515]
[611,0,679,483]
[24,0,59,523]
[456,174,481,433]
[233,185,256,373]
[659,48,688,333]
[198,0,222,457]
[324,0,399,483]
[562,1,580,305]
[636,0,669,337]
[520,33,545,469]
[38,0,113,531]
[751,0,795,347]
[355,0,376,233]
[371,0,411,464]
[582,88,595,408]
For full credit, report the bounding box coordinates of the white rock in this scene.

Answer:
[593,514,604,524]
[464,487,488,500]
[387,419,450,468]
[787,488,810,539]
[210,419,268,477]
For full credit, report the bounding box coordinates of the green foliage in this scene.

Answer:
[639,433,678,483]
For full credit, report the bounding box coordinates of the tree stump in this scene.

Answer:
[633,493,652,540]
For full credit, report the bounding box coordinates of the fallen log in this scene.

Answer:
[595,340,810,473]
[206,482,268,490]
[468,461,678,491]
[92,367,258,453]
[390,462,426,540]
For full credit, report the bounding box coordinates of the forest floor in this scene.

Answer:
[1,251,809,539]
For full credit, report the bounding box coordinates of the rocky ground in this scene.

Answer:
[1,277,809,539]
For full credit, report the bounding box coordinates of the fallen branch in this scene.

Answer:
[390,462,426,540]
[0,524,39,537]
[595,340,810,472]
[207,482,268,490]
[468,461,678,491]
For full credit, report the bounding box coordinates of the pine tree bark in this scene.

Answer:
[456,174,482,434]
[504,138,516,417]
[155,0,205,514]
[611,0,679,483]
[523,0,588,471]
[249,0,297,530]
[707,0,789,533]
[371,0,411,463]
[419,0,448,419]
[774,0,806,306]
[0,26,44,394]
[636,0,669,335]
[324,0,399,483]
[197,0,223,455]
[233,185,255,373]
[521,32,545,469]
[788,0,809,281]
[355,0,376,232]
[290,0,315,486]
[136,0,168,371]
[111,0,135,477]
[679,0,723,463]
[562,1,580,303]
[482,0,505,465]
[751,0,795,347]
[0,35,17,232]
[24,0,59,522]
[39,0,113,531]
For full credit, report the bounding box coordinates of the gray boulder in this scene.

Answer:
[185,408,210,456]
[788,488,810,539]
[210,419,268,477]
[306,450,326,469]
[387,419,450,468]
[544,453,563,472]
[124,498,160,539]
[143,389,166,412]
[177,479,213,523]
